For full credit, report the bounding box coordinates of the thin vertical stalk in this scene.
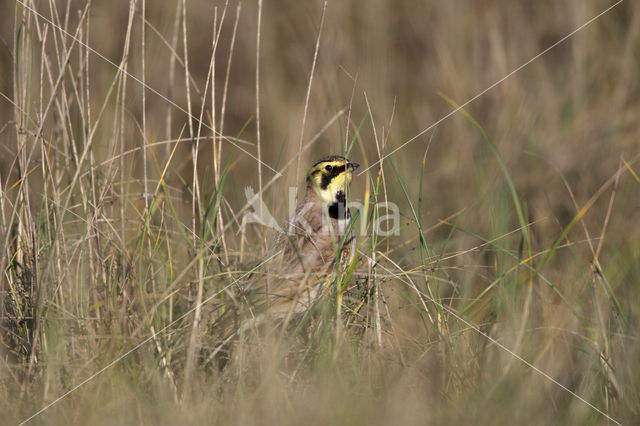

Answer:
[141,0,149,210]
[255,0,263,216]
[165,0,182,158]
[181,0,200,248]
[294,0,327,200]
[185,4,226,384]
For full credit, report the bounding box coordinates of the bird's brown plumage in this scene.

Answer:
[208,156,359,359]
[246,155,359,317]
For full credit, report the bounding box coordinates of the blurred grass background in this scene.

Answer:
[1,0,639,424]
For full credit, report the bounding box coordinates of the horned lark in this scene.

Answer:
[251,154,360,317]
[213,155,359,346]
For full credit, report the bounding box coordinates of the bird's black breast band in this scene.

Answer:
[328,190,348,219]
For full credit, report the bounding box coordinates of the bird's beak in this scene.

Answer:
[347,162,360,171]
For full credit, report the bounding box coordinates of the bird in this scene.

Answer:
[249,154,360,317]
[206,155,359,361]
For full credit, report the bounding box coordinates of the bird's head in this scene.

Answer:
[307,155,359,204]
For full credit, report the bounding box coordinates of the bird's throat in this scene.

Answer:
[327,190,347,219]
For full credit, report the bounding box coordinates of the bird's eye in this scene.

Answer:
[325,165,333,171]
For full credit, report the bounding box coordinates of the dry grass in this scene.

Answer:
[1,0,639,424]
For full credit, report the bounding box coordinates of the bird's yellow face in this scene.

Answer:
[307,155,360,204]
